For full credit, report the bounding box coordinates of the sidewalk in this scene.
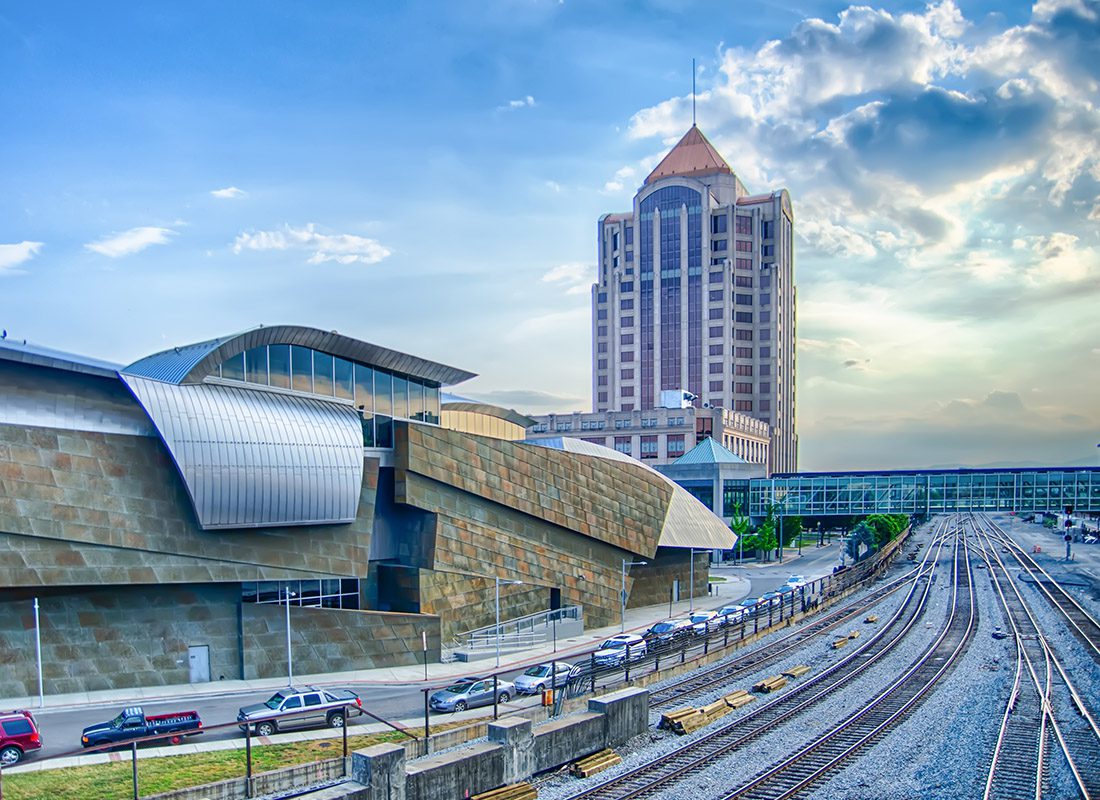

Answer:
[5,580,760,774]
[2,574,753,715]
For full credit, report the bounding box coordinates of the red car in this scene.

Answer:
[0,710,42,765]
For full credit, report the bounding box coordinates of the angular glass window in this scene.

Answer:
[334,358,354,400]
[425,385,440,425]
[313,351,335,396]
[393,375,409,419]
[268,344,291,389]
[221,351,245,382]
[361,415,375,447]
[291,346,313,393]
[245,346,268,385]
[375,370,393,417]
[375,415,393,448]
[408,380,424,421]
[354,364,374,413]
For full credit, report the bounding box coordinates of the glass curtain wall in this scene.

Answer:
[217,343,443,447]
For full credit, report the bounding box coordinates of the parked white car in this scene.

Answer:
[688,610,719,633]
[514,662,573,694]
[594,634,648,666]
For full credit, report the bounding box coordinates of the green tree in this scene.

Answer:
[858,514,910,549]
[730,501,751,561]
[847,521,878,562]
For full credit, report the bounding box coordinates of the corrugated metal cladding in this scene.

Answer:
[121,375,364,530]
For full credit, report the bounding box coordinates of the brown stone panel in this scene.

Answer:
[394,422,670,557]
[398,473,628,629]
[418,571,549,642]
[0,585,242,697]
[240,604,440,679]
[0,425,381,586]
[626,548,711,610]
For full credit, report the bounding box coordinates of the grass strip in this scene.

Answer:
[4,730,413,800]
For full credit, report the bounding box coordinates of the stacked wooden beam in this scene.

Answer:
[752,675,789,693]
[570,749,622,778]
[472,782,538,800]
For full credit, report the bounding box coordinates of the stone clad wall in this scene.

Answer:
[0,424,379,588]
[395,423,670,556]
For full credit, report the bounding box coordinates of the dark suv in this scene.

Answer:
[0,710,42,765]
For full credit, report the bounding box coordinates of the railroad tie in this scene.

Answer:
[723,689,756,709]
[847,630,861,639]
[864,615,879,623]
[780,664,811,679]
[832,637,849,649]
[570,749,623,778]
[471,782,538,800]
[752,675,789,693]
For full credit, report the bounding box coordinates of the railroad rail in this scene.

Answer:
[720,526,976,799]
[971,514,1100,800]
[982,517,1100,663]
[554,523,954,800]
[650,553,936,710]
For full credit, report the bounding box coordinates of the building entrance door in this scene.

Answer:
[188,645,211,683]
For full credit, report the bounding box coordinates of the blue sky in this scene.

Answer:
[2,0,1097,469]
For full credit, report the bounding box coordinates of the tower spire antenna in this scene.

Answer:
[691,58,696,127]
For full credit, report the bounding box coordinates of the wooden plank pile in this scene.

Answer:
[658,688,759,734]
[472,782,538,800]
[781,664,811,679]
[570,749,622,778]
[752,675,788,693]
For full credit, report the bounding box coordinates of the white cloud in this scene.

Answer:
[503,95,536,110]
[0,241,43,275]
[210,186,247,199]
[541,262,594,295]
[232,223,391,265]
[545,180,563,193]
[85,226,177,258]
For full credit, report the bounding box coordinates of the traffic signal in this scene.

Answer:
[1065,505,1074,515]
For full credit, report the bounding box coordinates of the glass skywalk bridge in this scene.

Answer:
[748,467,1100,517]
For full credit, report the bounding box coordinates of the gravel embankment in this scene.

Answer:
[536,524,953,800]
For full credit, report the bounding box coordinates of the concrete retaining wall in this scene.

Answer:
[145,756,347,800]
[336,687,647,800]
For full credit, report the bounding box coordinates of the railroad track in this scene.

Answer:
[971,514,1100,800]
[719,527,976,799]
[650,550,937,710]
[982,517,1100,664]
[555,524,954,800]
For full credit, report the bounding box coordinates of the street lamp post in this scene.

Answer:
[620,559,648,632]
[283,586,297,687]
[33,597,44,707]
[689,549,696,613]
[818,522,823,548]
[778,514,784,563]
[495,577,523,669]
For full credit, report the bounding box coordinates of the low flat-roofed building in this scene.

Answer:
[525,404,770,470]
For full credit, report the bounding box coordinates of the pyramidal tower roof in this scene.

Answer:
[672,436,748,466]
[644,125,733,186]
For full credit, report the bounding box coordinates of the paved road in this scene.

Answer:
[29,546,840,760]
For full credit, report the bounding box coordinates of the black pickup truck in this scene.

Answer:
[81,706,203,748]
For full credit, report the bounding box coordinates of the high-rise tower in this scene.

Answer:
[592,126,797,473]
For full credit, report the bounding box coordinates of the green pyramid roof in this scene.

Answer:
[673,436,748,466]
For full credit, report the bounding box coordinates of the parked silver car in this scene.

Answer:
[429,677,515,712]
[514,662,573,694]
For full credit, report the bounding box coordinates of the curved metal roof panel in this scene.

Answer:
[122,325,476,387]
[526,437,735,550]
[0,338,122,379]
[121,375,365,530]
[441,400,536,428]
